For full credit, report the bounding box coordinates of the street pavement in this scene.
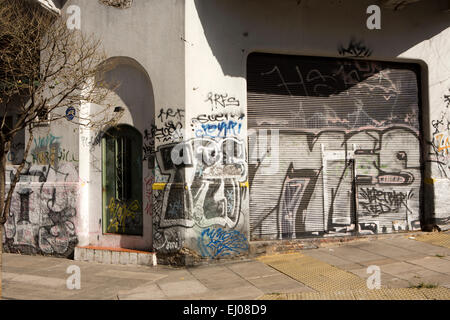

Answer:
[1,231,450,300]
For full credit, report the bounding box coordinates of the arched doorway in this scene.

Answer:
[102,124,143,235]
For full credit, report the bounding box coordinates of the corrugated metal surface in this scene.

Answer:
[247,53,422,240]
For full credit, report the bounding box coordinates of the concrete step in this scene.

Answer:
[74,246,157,266]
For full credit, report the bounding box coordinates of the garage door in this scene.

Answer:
[247,53,423,240]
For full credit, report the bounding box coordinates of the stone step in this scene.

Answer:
[74,246,157,266]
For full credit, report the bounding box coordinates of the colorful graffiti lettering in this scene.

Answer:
[194,120,242,138]
[434,130,450,153]
[107,198,141,233]
[198,227,248,259]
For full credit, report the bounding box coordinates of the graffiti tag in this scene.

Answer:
[198,227,248,258]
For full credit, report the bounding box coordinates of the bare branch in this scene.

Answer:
[0,0,122,225]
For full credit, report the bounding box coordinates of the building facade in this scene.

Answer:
[3,0,450,264]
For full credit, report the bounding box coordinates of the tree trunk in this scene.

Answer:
[0,225,3,300]
[0,135,8,300]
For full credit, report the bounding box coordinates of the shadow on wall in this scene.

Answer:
[193,0,450,77]
[100,56,155,132]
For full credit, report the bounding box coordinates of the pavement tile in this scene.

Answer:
[71,277,153,299]
[406,274,450,287]
[226,261,280,279]
[2,272,67,289]
[4,233,450,300]
[406,256,450,274]
[303,250,354,266]
[382,238,450,256]
[337,263,366,271]
[378,261,426,277]
[1,280,76,300]
[117,283,167,300]
[348,268,371,279]
[391,269,443,282]
[95,269,167,281]
[154,269,196,285]
[23,266,74,280]
[347,241,423,260]
[325,246,385,263]
[177,284,263,300]
[158,279,209,298]
[358,258,402,267]
[383,277,411,289]
[189,266,249,290]
[247,273,314,294]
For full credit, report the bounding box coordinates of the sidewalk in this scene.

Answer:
[1,231,450,300]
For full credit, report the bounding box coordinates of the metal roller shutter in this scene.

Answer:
[247,53,422,240]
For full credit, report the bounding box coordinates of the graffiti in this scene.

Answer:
[358,187,414,216]
[80,136,98,150]
[38,187,77,255]
[155,137,246,228]
[153,229,183,252]
[191,110,245,138]
[18,188,32,223]
[31,147,78,165]
[428,91,450,178]
[9,162,78,186]
[57,148,78,162]
[153,137,248,255]
[33,133,61,149]
[248,54,422,239]
[147,108,185,145]
[107,198,141,233]
[198,227,248,259]
[205,92,240,110]
[191,111,245,125]
[356,173,414,185]
[152,122,184,143]
[194,120,243,138]
[359,222,378,234]
[157,108,184,122]
[7,141,25,164]
[338,38,372,57]
[3,183,78,257]
[5,163,78,258]
[434,130,450,153]
[278,165,321,239]
[143,127,155,164]
[32,145,58,166]
[144,174,154,215]
[254,59,411,129]
[31,134,78,166]
[249,127,421,239]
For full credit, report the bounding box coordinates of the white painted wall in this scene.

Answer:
[62,0,186,250]
[184,0,450,241]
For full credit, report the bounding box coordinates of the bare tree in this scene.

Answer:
[0,0,121,295]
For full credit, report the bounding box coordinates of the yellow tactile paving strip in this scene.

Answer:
[257,252,450,300]
[259,288,450,300]
[257,253,367,292]
[412,232,450,249]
